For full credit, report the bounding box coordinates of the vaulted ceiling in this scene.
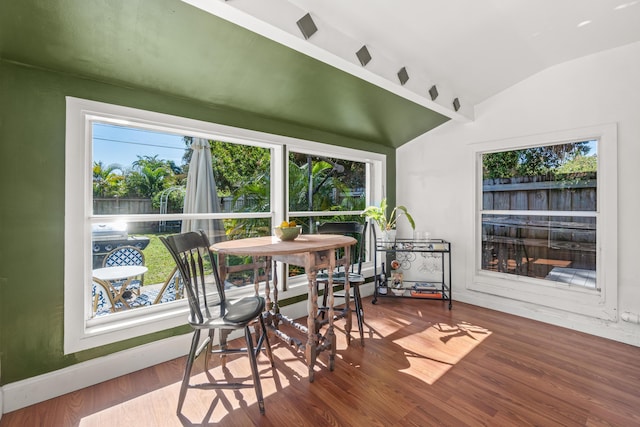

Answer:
[2,0,640,148]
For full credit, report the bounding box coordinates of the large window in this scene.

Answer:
[481,140,597,284]
[471,124,617,321]
[65,97,384,353]
[90,125,273,313]
[285,151,368,278]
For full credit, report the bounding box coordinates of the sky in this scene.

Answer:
[92,123,188,168]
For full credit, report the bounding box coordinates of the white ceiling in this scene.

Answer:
[185,0,640,121]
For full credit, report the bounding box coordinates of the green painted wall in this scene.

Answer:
[0,0,448,149]
[0,60,395,385]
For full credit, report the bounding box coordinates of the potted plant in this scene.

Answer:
[361,198,415,243]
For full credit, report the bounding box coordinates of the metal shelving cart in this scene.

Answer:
[373,238,452,309]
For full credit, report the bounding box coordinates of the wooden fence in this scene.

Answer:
[93,196,256,233]
[481,174,597,278]
[482,173,596,211]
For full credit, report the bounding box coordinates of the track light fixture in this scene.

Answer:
[397,67,409,85]
[429,85,438,101]
[296,13,318,40]
[356,45,371,66]
[453,98,461,111]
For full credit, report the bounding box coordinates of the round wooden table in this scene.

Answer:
[211,234,356,381]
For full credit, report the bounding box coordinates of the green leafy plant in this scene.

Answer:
[361,198,415,231]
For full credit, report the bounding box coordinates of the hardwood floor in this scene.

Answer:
[2,298,640,426]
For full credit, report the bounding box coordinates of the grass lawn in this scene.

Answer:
[140,233,178,285]
[139,232,216,286]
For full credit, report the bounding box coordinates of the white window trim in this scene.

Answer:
[64,97,385,354]
[468,123,618,321]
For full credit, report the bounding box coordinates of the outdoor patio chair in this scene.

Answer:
[160,230,274,416]
[316,221,367,345]
[91,277,152,317]
[102,245,145,296]
[140,266,185,305]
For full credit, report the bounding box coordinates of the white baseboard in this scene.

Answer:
[454,291,640,348]
[1,284,376,415]
[2,333,192,414]
[1,293,328,415]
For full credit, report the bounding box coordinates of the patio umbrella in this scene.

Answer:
[181,138,225,242]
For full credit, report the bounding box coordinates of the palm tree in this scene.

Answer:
[288,157,358,212]
[92,161,125,197]
[226,173,271,239]
[127,155,173,198]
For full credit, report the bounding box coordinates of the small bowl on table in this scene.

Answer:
[274,225,302,241]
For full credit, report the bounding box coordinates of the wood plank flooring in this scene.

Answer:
[2,298,640,426]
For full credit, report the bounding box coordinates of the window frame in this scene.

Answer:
[64,97,385,353]
[282,146,383,286]
[469,123,618,321]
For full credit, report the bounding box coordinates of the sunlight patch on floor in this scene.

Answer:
[395,320,492,385]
